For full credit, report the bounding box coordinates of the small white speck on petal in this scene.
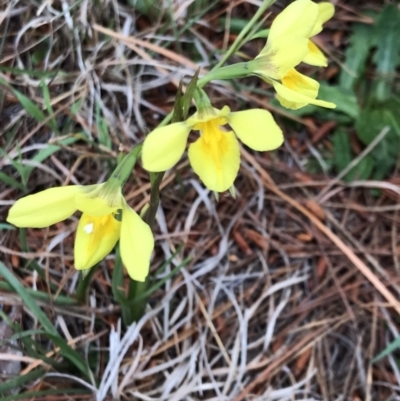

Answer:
[83,222,94,234]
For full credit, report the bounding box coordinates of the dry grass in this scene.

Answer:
[1,0,400,400]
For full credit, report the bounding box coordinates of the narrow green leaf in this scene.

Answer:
[47,334,89,378]
[41,80,59,133]
[0,147,29,188]
[0,171,25,190]
[96,102,112,149]
[249,28,270,40]
[0,388,89,400]
[0,65,60,77]
[0,262,59,337]
[0,281,76,305]
[219,17,256,34]
[346,157,375,181]
[11,89,47,124]
[373,335,400,363]
[0,223,15,230]
[0,263,90,378]
[0,369,46,394]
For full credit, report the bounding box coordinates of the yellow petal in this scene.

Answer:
[228,109,284,151]
[188,127,240,192]
[256,35,309,79]
[119,201,154,282]
[74,183,123,216]
[303,40,328,67]
[142,122,191,172]
[74,212,121,270]
[282,68,320,98]
[7,186,83,228]
[273,80,336,110]
[310,2,335,37]
[268,0,319,42]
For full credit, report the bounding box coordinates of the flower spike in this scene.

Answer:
[248,0,336,110]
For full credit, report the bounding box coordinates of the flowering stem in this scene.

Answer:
[197,62,250,88]
[76,265,99,303]
[210,0,275,71]
[123,171,164,324]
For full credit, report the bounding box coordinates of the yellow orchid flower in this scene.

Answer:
[6,183,154,282]
[142,105,283,193]
[304,2,335,67]
[255,0,319,80]
[248,0,336,110]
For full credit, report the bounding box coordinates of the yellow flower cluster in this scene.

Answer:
[7,182,154,282]
[7,0,335,282]
[249,0,335,109]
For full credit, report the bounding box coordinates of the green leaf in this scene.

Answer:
[372,4,400,101]
[356,100,400,150]
[0,146,29,187]
[0,368,46,395]
[96,102,112,149]
[11,88,47,124]
[356,99,400,179]
[0,388,89,400]
[0,281,76,305]
[332,130,352,173]
[373,334,400,363]
[47,334,89,378]
[41,79,59,133]
[0,223,15,230]
[0,65,60,78]
[248,28,270,40]
[318,84,360,119]
[71,98,84,115]
[346,157,375,181]
[332,130,374,181]
[0,171,25,190]
[0,262,89,379]
[339,22,375,91]
[75,265,100,303]
[0,262,59,337]
[219,17,264,35]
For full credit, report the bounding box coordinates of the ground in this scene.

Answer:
[0,0,400,400]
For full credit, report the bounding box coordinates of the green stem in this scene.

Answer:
[75,265,99,303]
[144,172,165,227]
[124,278,149,323]
[122,67,198,325]
[123,172,164,324]
[210,0,275,71]
[197,62,250,88]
